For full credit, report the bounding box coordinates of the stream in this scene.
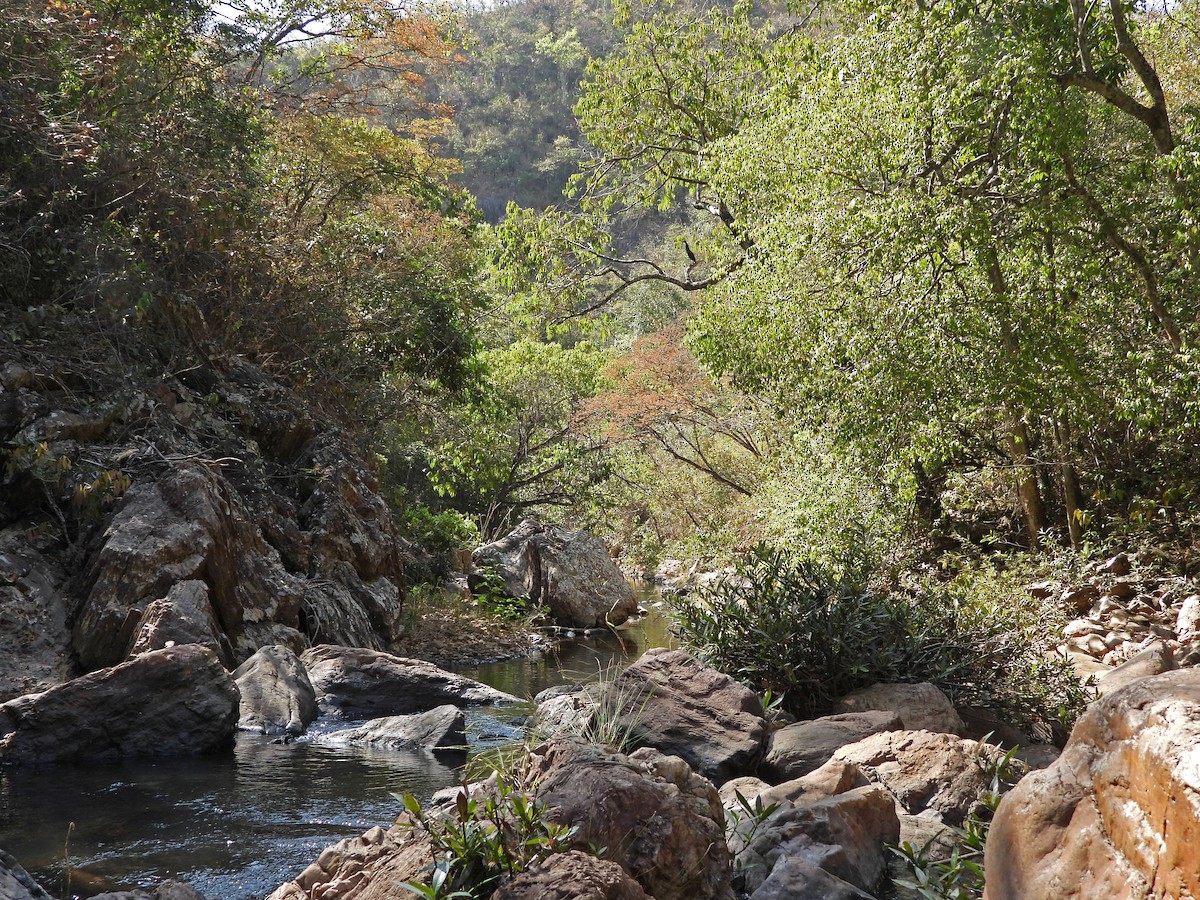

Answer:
[0,602,677,899]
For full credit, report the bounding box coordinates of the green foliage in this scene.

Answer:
[725,790,781,884]
[672,544,1089,737]
[399,775,578,899]
[470,564,529,621]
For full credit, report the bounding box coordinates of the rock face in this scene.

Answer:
[832,730,1020,826]
[0,849,53,900]
[984,668,1200,899]
[615,648,768,785]
[76,463,305,670]
[315,705,467,754]
[474,520,638,627]
[761,711,902,782]
[729,786,899,895]
[0,531,73,703]
[233,644,318,735]
[491,851,652,900]
[302,644,521,718]
[833,682,964,736]
[0,644,238,765]
[267,823,433,900]
[127,580,231,664]
[530,738,734,900]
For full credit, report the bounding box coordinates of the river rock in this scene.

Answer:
[491,851,651,900]
[302,644,520,718]
[754,759,869,810]
[1175,594,1200,642]
[530,687,599,740]
[127,580,230,664]
[832,730,1022,826]
[233,644,318,735]
[474,520,638,628]
[748,856,878,900]
[833,683,964,735]
[0,531,73,702]
[729,785,899,895]
[615,648,768,785]
[314,705,466,754]
[0,849,53,900]
[75,463,304,670]
[267,822,433,900]
[0,644,238,765]
[761,711,902,782]
[530,738,734,900]
[984,668,1200,899]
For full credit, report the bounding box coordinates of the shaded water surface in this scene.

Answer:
[0,605,674,898]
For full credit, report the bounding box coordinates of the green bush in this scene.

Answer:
[672,544,1089,740]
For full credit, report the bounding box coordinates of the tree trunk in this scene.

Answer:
[1008,414,1046,548]
[1054,417,1086,547]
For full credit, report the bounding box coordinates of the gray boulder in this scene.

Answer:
[0,531,73,702]
[0,644,238,765]
[616,648,767,785]
[302,644,520,718]
[314,705,466,754]
[749,857,878,899]
[233,644,318,735]
[761,711,902,782]
[729,786,899,895]
[474,520,638,627]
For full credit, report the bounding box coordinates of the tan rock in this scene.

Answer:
[490,851,651,900]
[834,683,964,736]
[984,668,1200,899]
[267,822,433,900]
[761,711,902,782]
[1095,640,1176,696]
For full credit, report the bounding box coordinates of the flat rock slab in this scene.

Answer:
[302,644,521,718]
[616,648,767,785]
[0,644,238,765]
[314,705,466,754]
[761,711,902,782]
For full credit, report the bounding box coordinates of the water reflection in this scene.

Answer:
[0,606,676,898]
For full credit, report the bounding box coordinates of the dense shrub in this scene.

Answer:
[672,545,1089,741]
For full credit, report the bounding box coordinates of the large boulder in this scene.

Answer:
[75,463,304,670]
[833,683,964,736]
[267,823,433,900]
[614,648,768,785]
[233,644,318,735]
[761,711,902,782]
[299,561,405,652]
[530,738,734,900]
[984,668,1200,899]
[314,705,467,754]
[127,580,231,665]
[302,644,521,718]
[0,849,53,900]
[728,786,899,895]
[0,644,238,765]
[832,730,1022,826]
[491,851,651,900]
[474,520,638,628]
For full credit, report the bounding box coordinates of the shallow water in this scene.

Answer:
[0,605,675,898]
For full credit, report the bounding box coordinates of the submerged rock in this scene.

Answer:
[233,644,318,735]
[0,644,238,765]
[314,705,466,754]
[302,644,521,718]
[474,520,638,628]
